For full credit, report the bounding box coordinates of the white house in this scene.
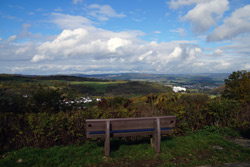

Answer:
[173,86,186,93]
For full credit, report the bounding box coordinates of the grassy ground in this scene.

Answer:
[70,81,128,85]
[0,129,249,167]
[70,81,128,95]
[69,81,172,97]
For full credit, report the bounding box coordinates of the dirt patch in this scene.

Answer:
[196,149,212,161]
[198,162,250,167]
[227,137,250,149]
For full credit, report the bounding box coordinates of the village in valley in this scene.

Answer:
[61,96,101,108]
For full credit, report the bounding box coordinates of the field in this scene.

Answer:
[74,73,230,95]
[1,127,249,167]
[76,73,229,86]
[0,74,172,97]
[70,81,128,85]
[69,81,128,95]
[69,80,172,97]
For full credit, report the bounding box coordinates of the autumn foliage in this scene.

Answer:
[0,71,250,151]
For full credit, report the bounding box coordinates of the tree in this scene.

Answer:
[32,88,63,113]
[223,71,250,103]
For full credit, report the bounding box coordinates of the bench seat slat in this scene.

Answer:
[113,131,155,137]
[86,127,174,138]
[86,117,176,132]
[88,127,172,135]
[111,119,155,130]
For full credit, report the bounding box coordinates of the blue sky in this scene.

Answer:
[0,0,250,74]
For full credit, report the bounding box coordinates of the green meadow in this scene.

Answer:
[1,128,249,167]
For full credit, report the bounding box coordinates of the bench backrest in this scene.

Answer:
[86,116,176,138]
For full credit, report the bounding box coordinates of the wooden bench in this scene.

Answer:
[86,116,176,157]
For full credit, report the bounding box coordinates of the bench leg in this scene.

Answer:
[105,121,110,157]
[154,118,161,153]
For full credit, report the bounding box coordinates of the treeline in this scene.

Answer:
[0,71,250,151]
[0,74,105,82]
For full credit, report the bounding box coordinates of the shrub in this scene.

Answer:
[206,97,243,128]
[0,111,88,151]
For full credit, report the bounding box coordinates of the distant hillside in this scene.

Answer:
[73,73,229,86]
[69,80,172,97]
[0,74,172,97]
[0,74,105,82]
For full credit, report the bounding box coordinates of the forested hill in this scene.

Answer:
[0,73,173,97]
[0,74,105,82]
[0,73,229,83]
[74,73,229,85]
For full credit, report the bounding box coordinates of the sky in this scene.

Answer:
[0,0,250,75]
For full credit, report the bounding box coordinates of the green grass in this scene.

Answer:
[70,81,128,85]
[69,81,128,94]
[209,95,217,99]
[69,81,172,97]
[1,129,249,167]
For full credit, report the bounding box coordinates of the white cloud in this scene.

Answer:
[27,24,208,74]
[186,47,202,61]
[153,31,161,34]
[1,28,243,74]
[169,0,229,34]
[15,46,29,54]
[216,34,250,58]
[107,37,131,52]
[72,0,83,5]
[168,0,207,9]
[214,49,224,55]
[138,50,153,61]
[214,60,231,69]
[169,47,182,58]
[51,13,92,29]
[6,35,17,43]
[86,4,125,21]
[30,27,138,62]
[31,54,51,62]
[243,64,250,70]
[184,0,229,34]
[207,5,250,41]
[32,28,89,61]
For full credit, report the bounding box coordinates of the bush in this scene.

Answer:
[0,111,88,151]
[206,97,241,128]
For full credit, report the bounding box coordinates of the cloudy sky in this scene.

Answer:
[0,0,250,75]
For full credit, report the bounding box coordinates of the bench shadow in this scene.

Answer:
[110,137,151,152]
[95,135,175,152]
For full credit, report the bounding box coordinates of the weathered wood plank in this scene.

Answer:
[86,121,106,131]
[86,116,176,122]
[105,121,110,157]
[86,116,176,132]
[160,118,176,128]
[111,119,155,130]
[86,128,174,138]
[155,118,161,153]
